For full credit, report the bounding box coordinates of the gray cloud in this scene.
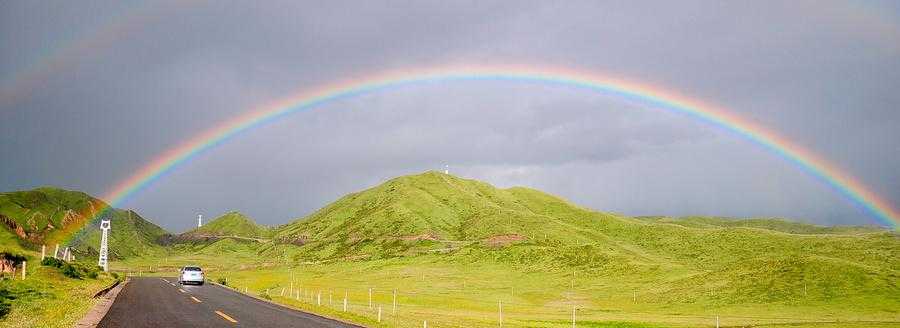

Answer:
[1,0,897,232]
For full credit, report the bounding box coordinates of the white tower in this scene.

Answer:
[198,214,202,228]
[444,165,449,175]
[97,219,111,272]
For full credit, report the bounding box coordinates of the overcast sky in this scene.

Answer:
[2,0,898,232]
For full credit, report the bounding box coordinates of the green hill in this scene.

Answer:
[272,171,898,306]
[0,187,168,259]
[0,187,106,249]
[180,211,270,240]
[67,208,169,259]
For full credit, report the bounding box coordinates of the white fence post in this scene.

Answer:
[716,315,719,328]
[343,291,348,312]
[54,244,59,259]
[317,291,321,305]
[41,245,45,261]
[368,288,373,309]
[423,320,427,328]
[21,261,26,280]
[392,289,397,315]
[572,305,576,328]
[499,300,503,327]
[378,306,382,322]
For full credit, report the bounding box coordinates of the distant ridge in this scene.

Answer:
[167,211,270,244]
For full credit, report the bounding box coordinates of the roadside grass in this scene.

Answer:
[116,251,900,328]
[0,252,117,328]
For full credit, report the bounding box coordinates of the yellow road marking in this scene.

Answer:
[178,289,186,293]
[215,310,238,323]
[190,296,202,303]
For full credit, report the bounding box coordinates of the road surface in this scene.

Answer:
[98,277,361,328]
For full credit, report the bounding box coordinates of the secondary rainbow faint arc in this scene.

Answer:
[99,65,898,228]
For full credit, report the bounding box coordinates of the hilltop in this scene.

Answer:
[170,211,270,243]
[274,171,610,249]
[0,187,168,258]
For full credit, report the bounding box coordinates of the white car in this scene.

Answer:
[179,266,205,285]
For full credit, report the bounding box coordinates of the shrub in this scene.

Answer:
[217,277,227,286]
[110,272,119,279]
[61,264,82,279]
[41,257,64,268]
[0,287,12,318]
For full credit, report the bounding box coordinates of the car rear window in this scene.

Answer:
[184,267,202,271]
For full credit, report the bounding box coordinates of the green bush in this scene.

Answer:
[42,258,100,280]
[41,257,64,268]
[217,277,227,286]
[61,264,82,279]
[0,287,13,318]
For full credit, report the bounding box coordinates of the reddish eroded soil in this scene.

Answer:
[482,234,526,247]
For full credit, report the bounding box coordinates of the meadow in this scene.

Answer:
[114,242,900,328]
[0,252,120,328]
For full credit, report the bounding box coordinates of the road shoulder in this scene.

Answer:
[74,279,129,328]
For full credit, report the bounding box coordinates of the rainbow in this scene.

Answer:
[95,65,898,228]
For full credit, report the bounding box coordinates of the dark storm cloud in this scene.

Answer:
[1,0,897,232]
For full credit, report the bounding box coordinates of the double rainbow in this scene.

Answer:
[97,65,899,228]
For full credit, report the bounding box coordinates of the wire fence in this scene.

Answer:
[216,277,897,328]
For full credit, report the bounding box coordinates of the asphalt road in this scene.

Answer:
[97,277,361,328]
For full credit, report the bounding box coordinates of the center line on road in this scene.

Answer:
[178,289,186,293]
[215,310,238,323]
[190,296,202,303]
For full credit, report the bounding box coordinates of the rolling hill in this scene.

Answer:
[175,211,270,241]
[0,187,168,259]
[272,171,899,307]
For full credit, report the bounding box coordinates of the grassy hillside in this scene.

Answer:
[223,171,899,327]
[0,187,169,259]
[180,211,270,239]
[0,187,106,249]
[274,171,618,258]
[67,208,169,259]
[0,253,120,328]
[636,216,886,234]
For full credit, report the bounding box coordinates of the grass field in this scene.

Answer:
[115,247,900,328]
[0,253,120,328]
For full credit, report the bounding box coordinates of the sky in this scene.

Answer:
[1,0,898,233]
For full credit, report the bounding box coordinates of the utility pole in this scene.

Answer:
[98,219,111,272]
